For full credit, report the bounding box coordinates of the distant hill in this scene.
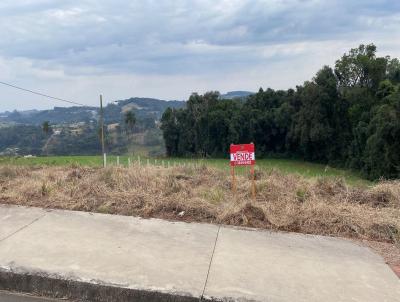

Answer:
[220,91,254,99]
[0,97,185,126]
[0,106,98,125]
[105,98,185,124]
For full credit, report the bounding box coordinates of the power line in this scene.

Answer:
[0,80,87,107]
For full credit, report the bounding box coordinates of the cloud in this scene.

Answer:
[0,0,399,111]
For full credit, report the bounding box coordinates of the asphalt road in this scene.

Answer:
[0,291,67,302]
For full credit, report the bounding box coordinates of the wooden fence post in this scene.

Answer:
[231,165,236,195]
[251,165,256,200]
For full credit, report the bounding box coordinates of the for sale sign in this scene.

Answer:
[230,143,255,166]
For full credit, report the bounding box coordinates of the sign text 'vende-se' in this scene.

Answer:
[229,143,256,199]
[230,143,255,166]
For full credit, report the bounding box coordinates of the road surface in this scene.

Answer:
[0,291,65,302]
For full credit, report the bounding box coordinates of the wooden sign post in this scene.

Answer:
[230,143,256,200]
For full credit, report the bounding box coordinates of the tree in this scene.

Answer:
[124,111,136,134]
[160,108,180,156]
[42,121,51,135]
[335,44,387,92]
[186,91,220,156]
[159,44,400,180]
[363,86,400,179]
[291,66,350,162]
[387,58,400,84]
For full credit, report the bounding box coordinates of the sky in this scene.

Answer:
[0,0,400,111]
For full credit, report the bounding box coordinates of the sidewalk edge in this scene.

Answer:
[0,270,208,302]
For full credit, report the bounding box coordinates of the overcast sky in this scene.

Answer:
[0,0,400,111]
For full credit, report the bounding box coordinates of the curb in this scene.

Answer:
[0,270,204,302]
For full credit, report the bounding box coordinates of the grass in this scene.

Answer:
[0,155,373,186]
[0,165,398,246]
[0,155,370,186]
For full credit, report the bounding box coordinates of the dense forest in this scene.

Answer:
[161,44,400,180]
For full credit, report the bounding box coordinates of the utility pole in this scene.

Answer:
[100,94,106,167]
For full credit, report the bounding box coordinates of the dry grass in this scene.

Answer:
[1,164,399,247]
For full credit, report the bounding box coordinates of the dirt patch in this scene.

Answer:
[0,164,399,269]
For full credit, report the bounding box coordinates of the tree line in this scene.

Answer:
[161,44,400,180]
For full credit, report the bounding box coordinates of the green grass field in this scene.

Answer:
[0,155,371,186]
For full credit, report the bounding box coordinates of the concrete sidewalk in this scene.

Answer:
[0,205,399,302]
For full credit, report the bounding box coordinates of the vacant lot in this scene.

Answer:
[0,164,397,238]
[0,155,369,185]
[0,163,399,269]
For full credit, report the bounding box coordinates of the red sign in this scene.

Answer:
[230,143,255,166]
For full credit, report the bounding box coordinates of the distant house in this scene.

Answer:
[70,129,83,136]
[69,122,86,128]
[107,123,120,131]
